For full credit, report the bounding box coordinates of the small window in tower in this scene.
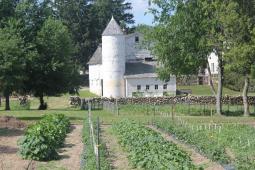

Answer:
[146,85,150,90]
[163,84,168,90]
[135,36,139,43]
[155,85,158,90]
[137,85,141,90]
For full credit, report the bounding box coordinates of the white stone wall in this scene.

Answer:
[89,64,102,96]
[125,76,176,97]
[102,35,126,98]
[206,52,219,75]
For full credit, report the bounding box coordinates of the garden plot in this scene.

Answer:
[0,120,83,170]
[148,126,224,170]
[112,120,197,170]
[101,124,137,170]
[154,118,255,169]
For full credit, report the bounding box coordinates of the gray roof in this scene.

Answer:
[87,45,102,65]
[124,62,157,78]
[102,17,124,36]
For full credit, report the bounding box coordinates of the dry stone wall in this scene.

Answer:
[70,96,255,106]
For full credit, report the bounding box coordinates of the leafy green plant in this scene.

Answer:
[112,120,197,170]
[18,114,70,161]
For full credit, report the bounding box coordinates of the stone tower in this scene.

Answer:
[102,17,126,98]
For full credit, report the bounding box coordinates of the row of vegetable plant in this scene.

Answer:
[112,120,197,170]
[81,116,111,170]
[18,114,70,161]
[154,118,255,169]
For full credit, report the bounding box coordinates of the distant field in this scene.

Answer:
[178,85,255,96]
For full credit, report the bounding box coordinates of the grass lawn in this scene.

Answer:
[178,85,255,96]
[0,90,96,124]
[1,89,255,170]
[78,89,98,98]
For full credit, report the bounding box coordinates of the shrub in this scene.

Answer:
[18,114,70,161]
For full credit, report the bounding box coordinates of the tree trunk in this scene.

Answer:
[243,75,250,116]
[5,94,10,111]
[207,61,216,96]
[39,94,46,110]
[216,57,223,115]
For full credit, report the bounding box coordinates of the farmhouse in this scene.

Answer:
[88,17,176,98]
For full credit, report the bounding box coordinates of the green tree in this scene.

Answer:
[0,0,19,26]
[15,0,54,43]
[224,0,255,116]
[149,0,241,115]
[25,18,80,110]
[0,19,32,110]
[53,0,95,70]
[53,0,134,70]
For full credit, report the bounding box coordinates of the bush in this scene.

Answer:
[18,114,70,161]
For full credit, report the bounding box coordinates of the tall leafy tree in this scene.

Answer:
[53,0,134,70]
[53,0,96,70]
[15,0,54,43]
[0,0,19,26]
[149,0,241,115]
[225,0,255,116]
[25,18,79,110]
[0,19,33,110]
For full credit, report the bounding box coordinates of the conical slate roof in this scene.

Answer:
[102,17,124,36]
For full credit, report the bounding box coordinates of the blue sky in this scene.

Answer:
[127,0,155,26]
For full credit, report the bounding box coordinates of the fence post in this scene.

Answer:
[81,99,85,110]
[116,99,119,116]
[203,104,206,115]
[171,103,175,121]
[188,102,191,115]
[97,117,100,170]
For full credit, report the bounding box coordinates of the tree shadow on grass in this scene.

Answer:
[16,116,83,121]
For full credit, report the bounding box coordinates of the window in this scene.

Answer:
[163,84,167,90]
[155,85,158,90]
[137,85,141,90]
[135,36,139,43]
[146,85,150,90]
[211,63,215,72]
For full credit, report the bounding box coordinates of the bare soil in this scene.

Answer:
[101,125,136,170]
[0,116,26,129]
[0,128,34,170]
[0,124,83,170]
[148,125,224,170]
[37,125,83,170]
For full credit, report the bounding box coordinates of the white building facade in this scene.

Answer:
[88,17,176,98]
